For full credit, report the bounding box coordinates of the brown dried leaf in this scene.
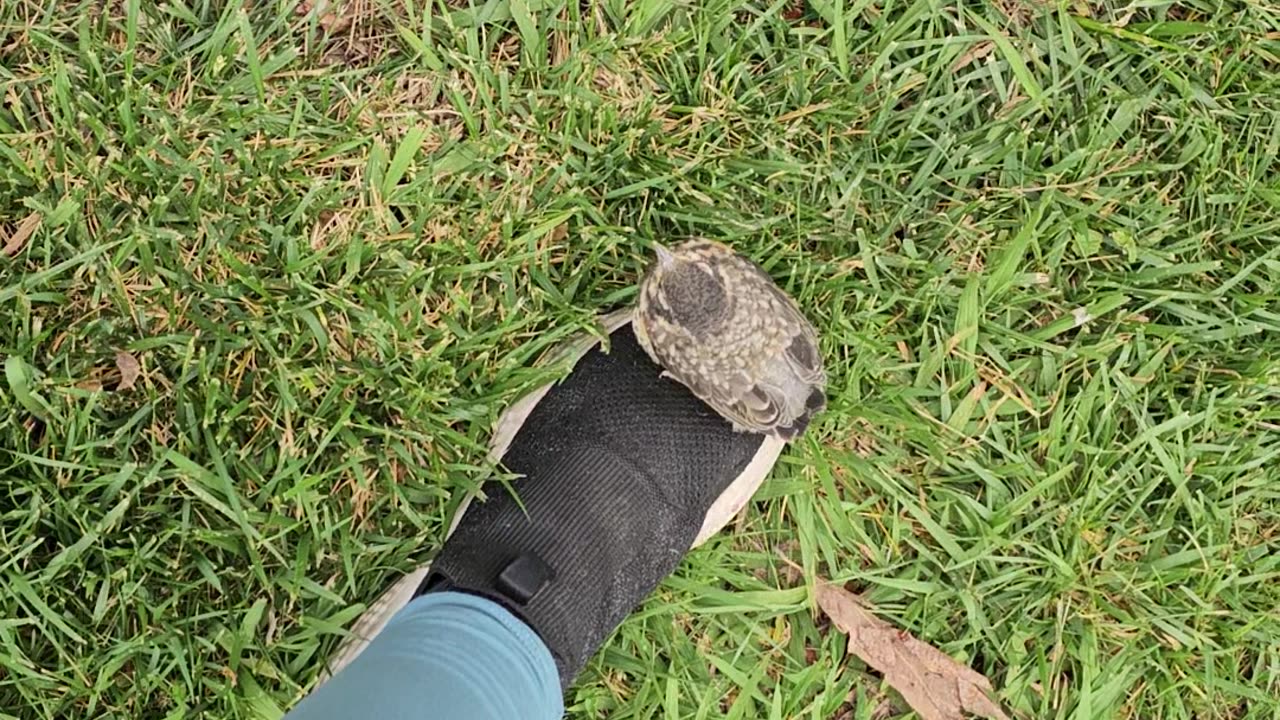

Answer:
[992,0,1053,25]
[296,0,397,63]
[3,212,41,256]
[296,0,348,32]
[952,41,996,72]
[816,581,1009,720]
[115,351,141,391]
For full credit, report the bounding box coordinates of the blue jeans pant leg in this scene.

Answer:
[286,592,563,720]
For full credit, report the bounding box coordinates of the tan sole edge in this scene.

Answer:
[316,308,781,683]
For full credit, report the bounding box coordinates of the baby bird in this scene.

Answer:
[634,239,826,441]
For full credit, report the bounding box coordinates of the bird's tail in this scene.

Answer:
[776,387,826,441]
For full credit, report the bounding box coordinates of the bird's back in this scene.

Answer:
[637,247,825,440]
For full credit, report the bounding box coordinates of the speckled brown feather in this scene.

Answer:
[635,239,826,440]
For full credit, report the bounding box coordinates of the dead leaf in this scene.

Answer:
[993,0,1053,25]
[815,581,1009,720]
[115,351,141,391]
[3,213,41,256]
[952,41,996,72]
[296,0,348,32]
[296,0,396,63]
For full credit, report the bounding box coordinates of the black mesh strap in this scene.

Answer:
[421,326,764,687]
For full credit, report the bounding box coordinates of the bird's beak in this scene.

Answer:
[653,242,675,268]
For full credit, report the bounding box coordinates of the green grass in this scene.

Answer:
[3,0,1279,717]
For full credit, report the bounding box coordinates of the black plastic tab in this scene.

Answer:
[496,553,554,604]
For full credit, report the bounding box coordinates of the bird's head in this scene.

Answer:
[642,241,731,337]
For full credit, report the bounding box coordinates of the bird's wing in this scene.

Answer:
[780,319,825,386]
[659,328,823,439]
[732,255,825,382]
[678,348,801,435]
[631,307,660,364]
[710,378,785,435]
[725,270,827,435]
[653,348,779,434]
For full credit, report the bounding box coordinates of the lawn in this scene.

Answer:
[2,0,1279,718]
